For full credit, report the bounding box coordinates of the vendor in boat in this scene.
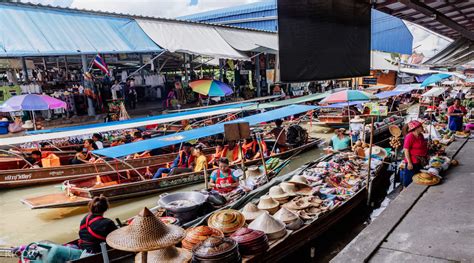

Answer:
[132,131,144,142]
[268,119,287,153]
[242,135,268,160]
[329,128,350,151]
[92,133,104,149]
[402,120,428,187]
[422,108,438,122]
[78,195,117,253]
[71,146,88,164]
[387,97,400,113]
[447,98,467,132]
[153,142,194,179]
[24,150,42,168]
[209,157,239,193]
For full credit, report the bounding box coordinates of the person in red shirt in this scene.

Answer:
[402,120,428,187]
[447,98,467,132]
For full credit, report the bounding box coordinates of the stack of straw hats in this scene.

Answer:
[273,207,304,230]
[230,227,269,255]
[248,212,286,240]
[280,175,313,196]
[207,209,246,236]
[257,195,279,214]
[268,185,291,204]
[181,226,224,250]
[106,207,191,263]
[192,236,240,263]
[241,203,265,222]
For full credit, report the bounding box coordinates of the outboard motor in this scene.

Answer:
[20,242,83,263]
[287,125,308,147]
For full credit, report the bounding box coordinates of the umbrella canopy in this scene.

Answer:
[420,73,451,87]
[320,90,377,104]
[0,94,67,112]
[189,79,233,97]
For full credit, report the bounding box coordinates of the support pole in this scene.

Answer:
[238,140,246,180]
[203,164,209,190]
[255,54,261,97]
[256,133,269,182]
[366,116,374,206]
[21,57,29,82]
[81,54,96,116]
[219,59,224,81]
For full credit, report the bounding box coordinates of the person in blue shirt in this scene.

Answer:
[330,128,350,151]
[153,143,194,179]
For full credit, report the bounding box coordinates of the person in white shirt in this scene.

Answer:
[349,115,365,142]
[111,80,122,100]
[92,133,104,149]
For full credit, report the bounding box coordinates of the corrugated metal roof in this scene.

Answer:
[181,1,413,55]
[0,3,161,56]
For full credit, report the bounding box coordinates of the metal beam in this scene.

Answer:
[398,0,474,40]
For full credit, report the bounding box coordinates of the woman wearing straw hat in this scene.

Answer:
[401,120,428,187]
[329,128,350,151]
[349,115,365,142]
[78,196,117,253]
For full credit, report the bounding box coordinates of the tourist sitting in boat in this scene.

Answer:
[401,120,428,187]
[193,145,208,172]
[70,146,88,164]
[422,108,438,122]
[132,131,144,142]
[129,131,151,159]
[78,195,117,254]
[209,158,239,194]
[152,142,194,179]
[209,143,226,167]
[268,119,287,153]
[242,135,268,160]
[329,128,350,151]
[24,150,42,168]
[83,139,98,158]
[92,133,104,149]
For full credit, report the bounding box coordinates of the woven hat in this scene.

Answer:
[282,197,312,210]
[207,209,246,235]
[425,108,435,113]
[192,236,239,261]
[247,165,264,177]
[248,212,286,240]
[182,226,224,250]
[106,207,186,252]
[286,217,304,230]
[273,207,298,224]
[364,146,388,159]
[1,118,8,122]
[289,175,311,188]
[350,115,365,123]
[413,172,440,186]
[408,120,423,132]
[135,246,192,263]
[22,120,34,129]
[389,125,401,137]
[241,203,265,222]
[280,182,312,196]
[257,195,279,214]
[268,185,291,200]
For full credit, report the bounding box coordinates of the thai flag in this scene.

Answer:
[93,54,110,76]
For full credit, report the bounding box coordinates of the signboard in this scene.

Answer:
[366,103,387,116]
[362,77,378,85]
[224,122,250,141]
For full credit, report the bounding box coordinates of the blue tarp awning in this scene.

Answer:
[93,105,316,158]
[375,90,406,99]
[0,3,161,56]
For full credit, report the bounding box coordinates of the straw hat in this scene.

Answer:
[350,115,365,123]
[280,182,312,196]
[207,209,246,235]
[106,207,186,252]
[282,197,312,210]
[247,165,264,177]
[192,236,239,261]
[241,203,265,222]
[230,227,269,255]
[22,120,34,129]
[257,195,279,214]
[364,146,388,160]
[268,185,291,200]
[413,172,440,186]
[1,118,8,122]
[289,175,311,188]
[286,217,304,230]
[389,125,401,137]
[135,246,192,263]
[425,108,435,113]
[182,226,224,250]
[273,207,299,224]
[248,212,286,240]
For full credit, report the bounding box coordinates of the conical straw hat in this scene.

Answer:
[135,246,192,263]
[248,212,286,240]
[257,195,279,210]
[106,207,186,252]
[241,203,265,221]
[268,185,290,200]
[273,207,299,224]
[207,209,246,235]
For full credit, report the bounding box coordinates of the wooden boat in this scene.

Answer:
[21,138,323,209]
[0,148,210,189]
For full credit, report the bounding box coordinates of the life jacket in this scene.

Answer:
[177,150,194,168]
[214,169,236,193]
[225,145,241,161]
[78,214,106,245]
[242,140,267,158]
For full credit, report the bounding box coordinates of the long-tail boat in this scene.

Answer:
[21,137,322,209]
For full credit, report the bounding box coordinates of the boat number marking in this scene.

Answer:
[5,174,32,181]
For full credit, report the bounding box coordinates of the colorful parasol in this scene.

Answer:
[0,94,67,112]
[189,79,233,97]
[320,90,377,104]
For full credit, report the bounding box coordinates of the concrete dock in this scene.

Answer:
[332,138,474,263]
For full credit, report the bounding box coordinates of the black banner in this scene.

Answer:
[277,0,371,82]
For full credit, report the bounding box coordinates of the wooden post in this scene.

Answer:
[256,133,269,182]
[366,116,374,206]
[140,251,148,263]
[203,164,209,190]
[239,140,246,180]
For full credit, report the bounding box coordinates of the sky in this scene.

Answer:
[22,0,452,59]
